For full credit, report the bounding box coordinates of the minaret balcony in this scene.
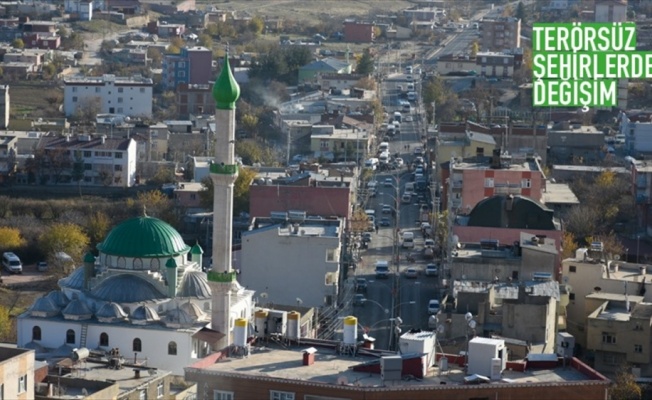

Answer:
[210,163,238,175]
[207,270,237,283]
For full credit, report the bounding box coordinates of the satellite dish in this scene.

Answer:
[465,312,473,322]
[437,324,445,333]
[260,292,268,299]
[469,320,477,329]
[396,317,403,325]
[614,255,621,261]
[337,376,349,385]
[296,298,303,305]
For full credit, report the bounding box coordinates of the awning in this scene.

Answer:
[193,327,225,344]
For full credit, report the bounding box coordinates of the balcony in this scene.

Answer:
[494,183,522,195]
[207,270,237,283]
[210,163,238,175]
[451,181,463,191]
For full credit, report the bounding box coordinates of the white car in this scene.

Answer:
[384,178,393,187]
[395,158,404,167]
[404,115,413,122]
[428,299,440,314]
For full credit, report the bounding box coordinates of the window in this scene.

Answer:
[72,87,77,92]
[602,332,616,344]
[32,325,41,341]
[270,391,295,400]
[84,163,92,170]
[72,96,78,102]
[326,249,337,262]
[115,152,123,159]
[118,97,123,103]
[484,178,494,188]
[95,87,100,93]
[66,329,75,344]
[140,88,145,93]
[157,382,164,398]
[139,389,147,400]
[84,151,92,157]
[635,344,643,353]
[18,375,26,393]
[118,87,124,93]
[569,265,577,273]
[603,353,617,365]
[168,341,177,355]
[521,179,531,188]
[133,337,142,352]
[214,390,234,400]
[114,165,122,171]
[100,332,109,346]
[569,293,575,300]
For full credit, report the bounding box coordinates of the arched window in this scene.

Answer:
[32,326,41,341]
[133,338,142,352]
[117,257,126,268]
[150,258,160,271]
[133,258,143,270]
[100,332,109,347]
[203,302,210,311]
[66,329,75,344]
[168,341,177,355]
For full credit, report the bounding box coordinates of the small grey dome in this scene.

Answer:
[30,297,60,317]
[91,274,166,303]
[180,301,206,320]
[179,271,212,299]
[164,308,195,327]
[96,302,128,323]
[45,291,69,308]
[131,305,160,325]
[62,299,93,320]
[58,267,85,290]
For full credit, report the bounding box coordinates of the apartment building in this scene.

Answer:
[481,17,521,52]
[37,134,137,187]
[63,74,153,117]
[310,124,371,161]
[444,150,545,213]
[0,347,35,400]
[476,51,515,78]
[562,246,652,350]
[176,83,216,118]
[0,85,8,128]
[342,20,374,43]
[633,162,652,234]
[0,135,17,183]
[595,0,627,23]
[162,46,213,90]
[620,111,652,155]
[240,216,343,308]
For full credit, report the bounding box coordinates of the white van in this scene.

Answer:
[379,152,390,164]
[379,142,389,153]
[2,252,23,274]
[405,182,415,195]
[375,260,390,278]
[402,232,415,248]
[365,158,379,170]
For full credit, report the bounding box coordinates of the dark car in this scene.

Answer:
[380,217,391,226]
[356,278,368,292]
[353,294,366,306]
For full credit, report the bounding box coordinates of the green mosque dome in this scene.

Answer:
[212,53,240,110]
[97,216,190,258]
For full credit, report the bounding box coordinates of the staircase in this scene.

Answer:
[80,324,88,348]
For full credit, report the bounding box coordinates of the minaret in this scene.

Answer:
[208,51,241,348]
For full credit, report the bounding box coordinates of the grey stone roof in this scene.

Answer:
[95,302,128,322]
[58,267,85,290]
[90,274,166,303]
[131,305,160,324]
[180,301,206,320]
[62,299,93,320]
[165,308,195,326]
[30,297,60,316]
[179,271,212,299]
[45,291,69,308]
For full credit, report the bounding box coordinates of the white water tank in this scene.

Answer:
[287,311,300,340]
[255,309,268,337]
[234,318,248,347]
[490,357,502,380]
[575,248,588,260]
[343,316,358,345]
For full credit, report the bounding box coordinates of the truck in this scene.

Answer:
[375,260,390,278]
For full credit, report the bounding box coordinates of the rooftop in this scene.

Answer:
[64,74,153,85]
[247,217,342,239]
[552,165,629,174]
[549,125,602,134]
[542,183,580,206]
[452,158,539,172]
[187,342,604,388]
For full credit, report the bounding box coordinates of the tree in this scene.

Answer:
[248,45,311,85]
[0,227,26,252]
[356,76,377,91]
[148,167,176,186]
[561,231,578,259]
[198,168,257,215]
[502,4,513,17]
[515,1,527,24]
[248,16,265,35]
[240,113,259,139]
[129,190,173,219]
[147,47,163,68]
[38,222,90,268]
[47,148,73,184]
[422,76,459,122]
[198,33,213,49]
[470,41,479,58]
[0,305,11,342]
[74,96,102,122]
[11,38,24,49]
[235,140,276,165]
[356,49,375,75]
[71,155,85,196]
[85,211,111,248]
[610,367,642,400]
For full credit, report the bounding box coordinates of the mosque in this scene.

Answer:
[15,54,254,376]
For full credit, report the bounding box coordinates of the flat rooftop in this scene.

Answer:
[542,183,580,205]
[192,343,600,387]
[452,159,539,172]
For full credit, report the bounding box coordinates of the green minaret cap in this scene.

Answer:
[83,252,95,263]
[166,257,178,269]
[191,243,204,255]
[212,53,240,110]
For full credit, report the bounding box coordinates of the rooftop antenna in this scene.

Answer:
[346,44,350,64]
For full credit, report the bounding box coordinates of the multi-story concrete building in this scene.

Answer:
[309,124,371,161]
[240,216,343,308]
[620,111,652,156]
[162,46,213,90]
[63,74,153,118]
[633,162,652,234]
[548,123,605,164]
[562,247,652,350]
[595,0,628,109]
[37,134,137,187]
[185,340,609,400]
[436,131,496,180]
[176,83,215,118]
[0,347,35,400]
[443,151,545,213]
[481,17,521,52]
[476,51,515,78]
[0,134,17,183]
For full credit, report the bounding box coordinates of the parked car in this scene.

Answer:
[413,147,424,155]
[424,239,435,248]
[353,294,366,306]
[405,115,413,122]
[37,261,48,272]
[384,178,393,187]
[428,299,441,314]
[426,264,439,276]
[405,267,418,279]
[395,157,404,167]
[380,217,391,227]
[356,278,368,292]
[362,232,372,243]
[382,204,392,214]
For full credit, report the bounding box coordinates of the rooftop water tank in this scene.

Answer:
[287,311,300,340]
[234,318,248,347]
[343,316,357,345]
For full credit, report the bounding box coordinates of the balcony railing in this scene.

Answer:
[207,270,237,283]
[210,163,238,175]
